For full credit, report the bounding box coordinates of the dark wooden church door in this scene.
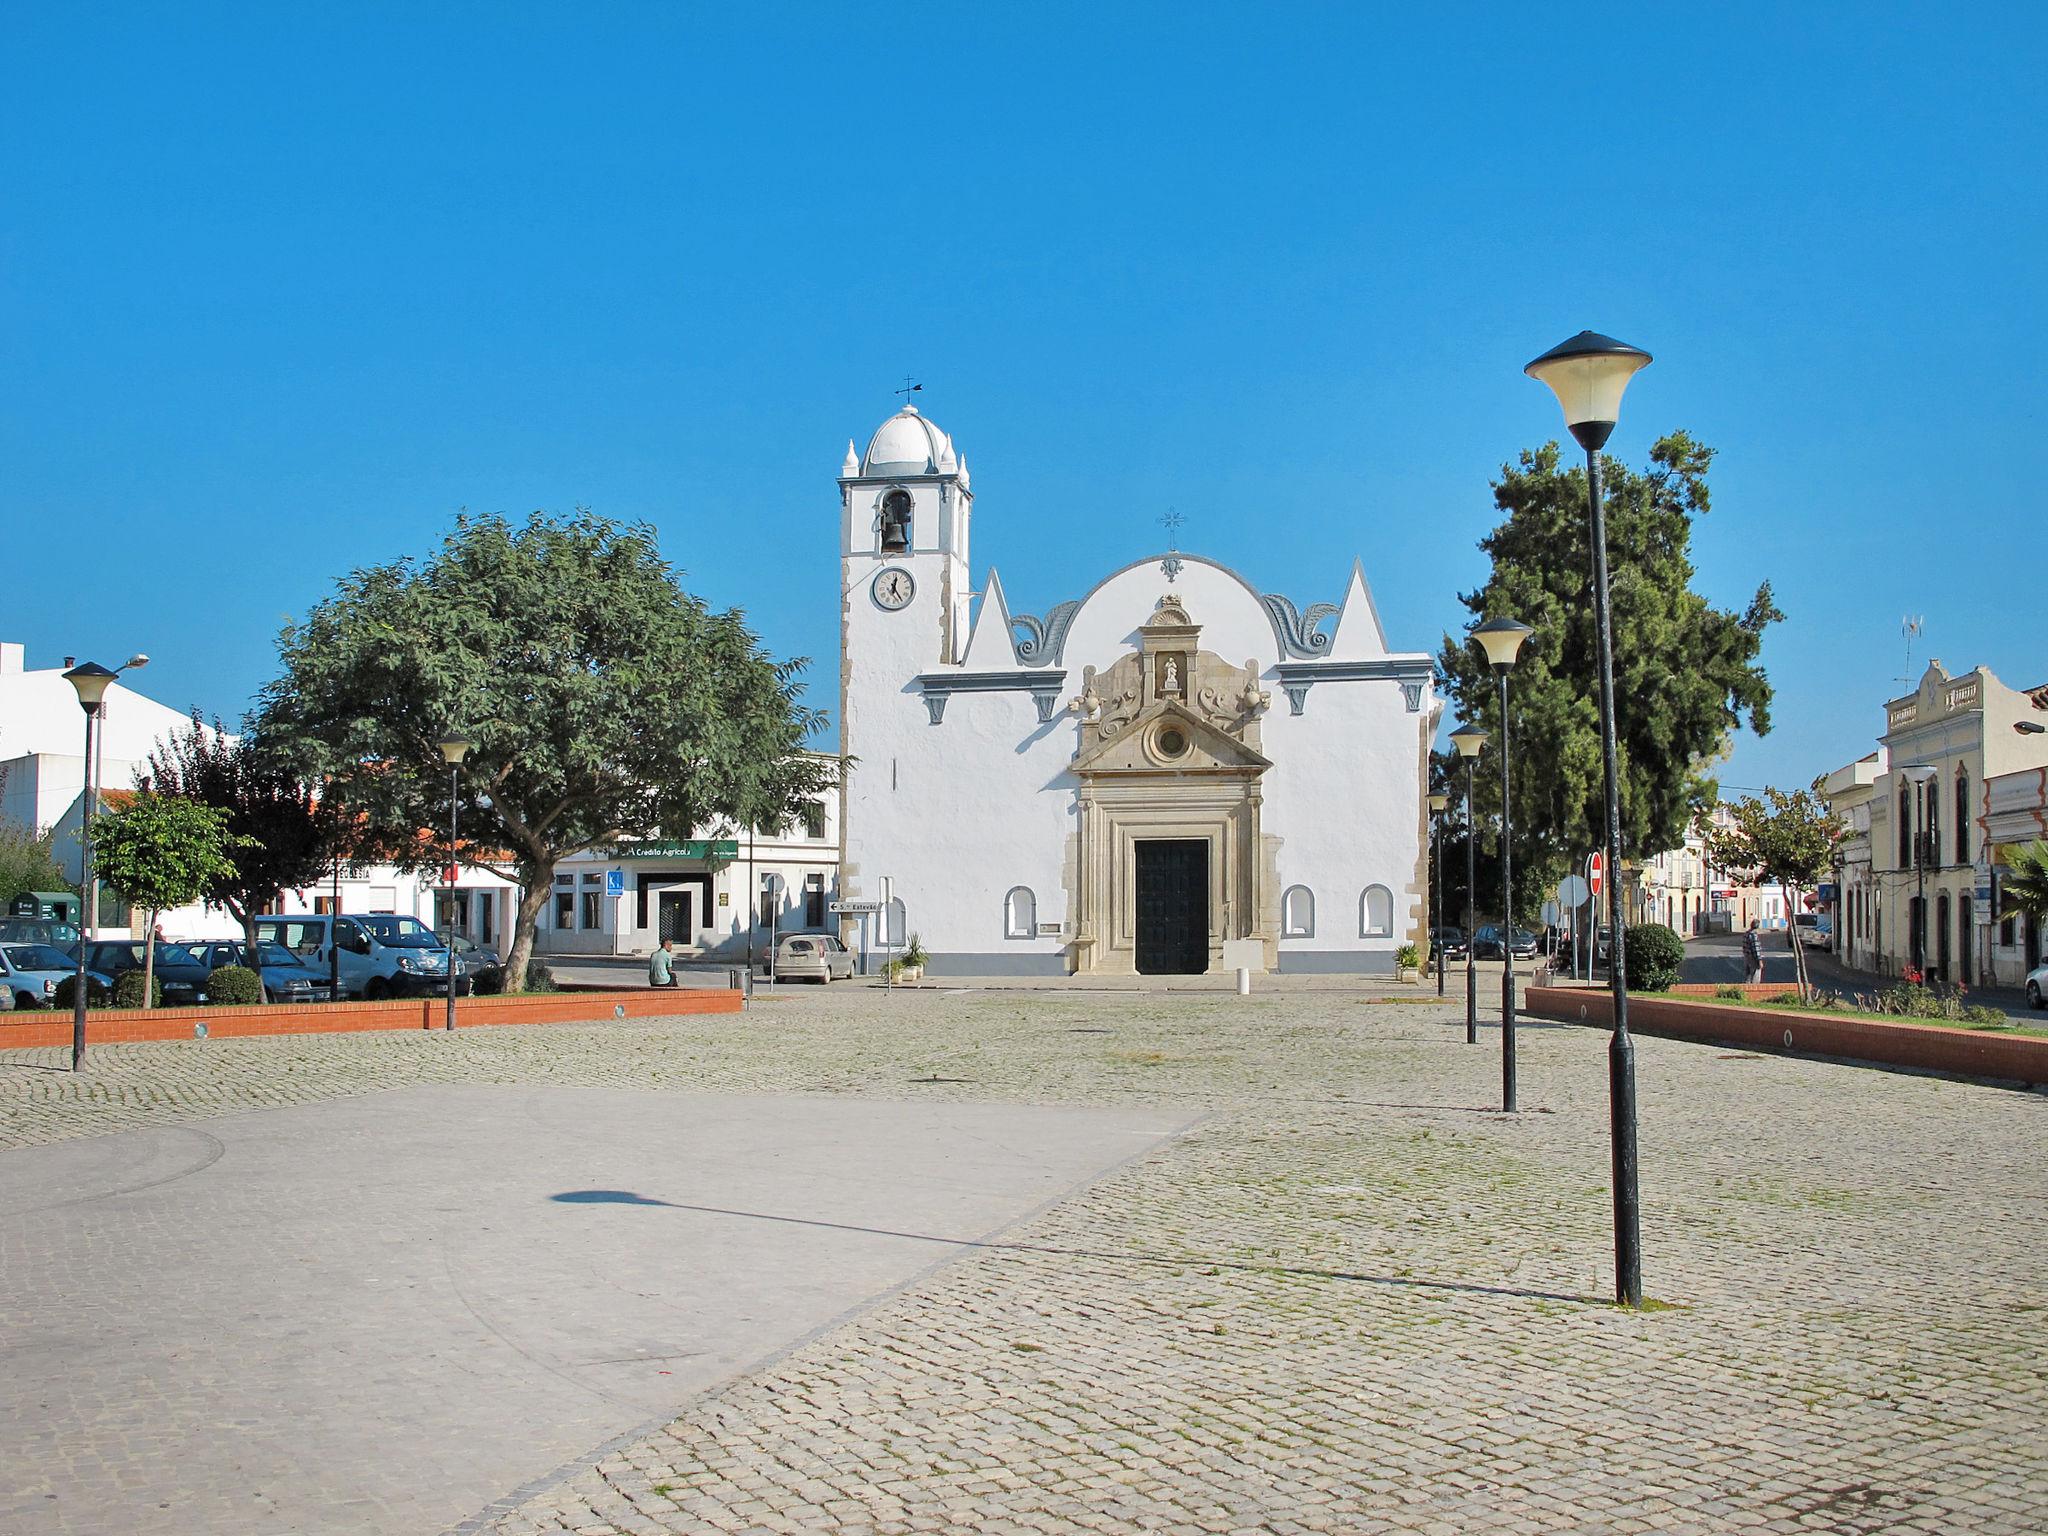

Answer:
[1135,839,1209,975]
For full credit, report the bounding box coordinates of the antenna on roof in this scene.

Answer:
[1898,615,1923,687]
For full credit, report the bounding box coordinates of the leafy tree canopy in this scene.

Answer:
[1699,780,1845,895]
[0,816,71,906]
[254,510,833,981]
[1998,840,2048,922]
[1436,433,1782,903]
[92,793,243,917]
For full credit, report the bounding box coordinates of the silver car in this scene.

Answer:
[761,934,856,984]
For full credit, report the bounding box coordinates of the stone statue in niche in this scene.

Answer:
[1162,657,1180,695]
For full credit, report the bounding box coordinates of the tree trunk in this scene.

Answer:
[1786,885,1812,1002]
[503,863,555,992]
[143,909,159,1010]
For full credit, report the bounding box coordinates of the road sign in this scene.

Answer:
[830,899,884,914]
[1556,874,1590,908]
[1540,899,1561,927]
[604,868,624,897]
[1588,852,1605,897]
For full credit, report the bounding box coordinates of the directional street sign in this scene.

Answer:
[830,900,885,914]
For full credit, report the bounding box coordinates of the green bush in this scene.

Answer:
[1625,924,1685,991]
[52,974,109,1009]
[472,963,506,996]
[112,969,164,1009]
[1394,942,1421,971]
[206,965,263,1005]
[1714,985,1745,1001]
[523,958,556,993]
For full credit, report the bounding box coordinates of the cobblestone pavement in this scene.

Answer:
[5,986,2046,1534]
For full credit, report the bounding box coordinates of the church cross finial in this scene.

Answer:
[895,377,923,408]
[1160,509,1185,583]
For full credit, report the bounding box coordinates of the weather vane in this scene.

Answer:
[895,377,923,405]
[1160,508,1185,583]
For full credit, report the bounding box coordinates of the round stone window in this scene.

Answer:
[1155,725,1190,760]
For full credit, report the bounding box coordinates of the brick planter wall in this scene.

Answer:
[1524,984,2048,1087]
[0,988,741,1050]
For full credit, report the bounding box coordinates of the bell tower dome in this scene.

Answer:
[839,402,974,665]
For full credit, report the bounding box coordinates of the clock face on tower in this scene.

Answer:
[872,567,915,610]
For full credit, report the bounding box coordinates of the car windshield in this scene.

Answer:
[6,944,73,970]
[155,944,205,966]
[356,915,442,948]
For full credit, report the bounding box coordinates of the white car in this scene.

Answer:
[1795,913,1831,949]
[758,934,856,983]
[2027,961,2047,1011]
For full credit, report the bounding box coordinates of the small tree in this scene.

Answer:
[148,713,333,1002]
[1998,841,2048,935]
[0,816,71,908]
[91,794,244,1010]
[1699,779,1845,1001]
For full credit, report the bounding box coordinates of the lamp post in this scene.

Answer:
[1472,618,1534,1112]
[62,655,147,1071]
[1449,724,1488,1044]
[1526,327,1652,1306]
[437,734,472,1032]
[1901,764,1937,975]
[1429,791,1449,996]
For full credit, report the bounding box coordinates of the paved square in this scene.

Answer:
[3,983,2045,1534]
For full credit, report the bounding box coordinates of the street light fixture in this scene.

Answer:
[1901,764,1937,976]
[1428,791,1450,997]
[1527,326,1652,1307]
[1449,723,1489,1045]
[2016,721,2046,735]
[1471,617,1533,1114]
[63,657,143,1072]
[437,734,473,1034]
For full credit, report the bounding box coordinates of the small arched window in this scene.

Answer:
[879,489,912,553]
[1004,886,1037,939]
[1361,884,1394,938]
[1282,885,1315,938]
[1955,767,1970,865]
[1925,784,1941,867]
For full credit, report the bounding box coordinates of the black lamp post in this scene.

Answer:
[1471,618,1534,1112]
[1429,791,1449,996]
[1526,327,1652,1306]
[62,654,148,1072]
[437,734,473,1032]
[1449,723,1488,1044]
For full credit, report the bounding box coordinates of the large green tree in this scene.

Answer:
[0,817,71,908]
[1437,433,1782,906]
[254,511,832,983]
[147,712,334,999]
[92,793,243,1008]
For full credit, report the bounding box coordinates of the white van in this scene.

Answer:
[255,913,463,1001]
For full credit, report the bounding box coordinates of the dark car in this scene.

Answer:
[1472,924,1542,961]
[184,940,335,1004]
[1430,926,1468,961]
[438,932,505,993]
[71,941,215,1005]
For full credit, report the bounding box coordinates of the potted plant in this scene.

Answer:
[887,932,929,984]
[1393,942,1421,983]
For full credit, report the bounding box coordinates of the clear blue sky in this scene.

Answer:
[5,4,2042,795]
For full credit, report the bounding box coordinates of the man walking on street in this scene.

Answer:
[1743,920,1765,985]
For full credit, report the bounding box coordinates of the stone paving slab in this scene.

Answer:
[2,988,2045,1533]
[0,1081,1193,1536]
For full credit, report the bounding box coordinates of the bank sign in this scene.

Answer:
[608,840,741,861]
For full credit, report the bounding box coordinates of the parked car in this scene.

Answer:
[71,941,215,1006]
[1473,924,1542,961]
[0,916,81,951]
[438,932,505,993]
[758,933,856,983]
[183,940,336,1004]
[1,944,113,1008]
[254,913,462,1000]
[1794,912,1831,949]
[1430,926,1468,961]
[2026,960,2047,1011]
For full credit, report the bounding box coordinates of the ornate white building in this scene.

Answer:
[834,404,1436,976]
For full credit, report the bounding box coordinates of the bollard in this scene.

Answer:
[1236,966,1251,996]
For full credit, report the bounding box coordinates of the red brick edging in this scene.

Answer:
[0,988,742,1049]
[1524,984,2048,1086]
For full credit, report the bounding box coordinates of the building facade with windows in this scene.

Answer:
[1857,660,2048,985]
[835,403,1436,976]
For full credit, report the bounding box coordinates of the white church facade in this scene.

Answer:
[835,404,1438,976]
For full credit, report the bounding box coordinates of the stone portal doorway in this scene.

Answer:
[1135,839,1210,975]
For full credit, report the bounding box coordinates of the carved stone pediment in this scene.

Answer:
[1069,595,1271,753]
[1071,699,1272,778]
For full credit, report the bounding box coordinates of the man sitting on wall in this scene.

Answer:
[649,938,680,988]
